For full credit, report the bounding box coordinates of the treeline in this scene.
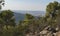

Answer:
[0,1,60,36]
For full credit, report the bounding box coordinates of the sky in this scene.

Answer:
[2,0,60,11]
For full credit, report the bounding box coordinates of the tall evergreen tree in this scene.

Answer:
[46,1,60,28]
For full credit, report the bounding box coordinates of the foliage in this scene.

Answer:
[46,1,60,28]
[0,10,16,26]
[0,0,5,10]
[0,1,60,36]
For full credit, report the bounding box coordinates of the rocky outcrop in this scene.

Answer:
[25,26,60,36]
[39,26,59,36]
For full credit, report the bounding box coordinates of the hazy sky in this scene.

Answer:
[2,0,60,11]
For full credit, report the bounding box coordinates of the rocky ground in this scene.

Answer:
[25,26,60,36]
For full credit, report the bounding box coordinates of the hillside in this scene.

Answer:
[13,10,45,23]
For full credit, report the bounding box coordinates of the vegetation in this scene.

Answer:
[0,0,60,36]
[46,1,60,28]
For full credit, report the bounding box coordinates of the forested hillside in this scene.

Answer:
[0,0,60,36]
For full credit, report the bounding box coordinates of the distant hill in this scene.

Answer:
[13,10,45,23]
[13,10,45,16]
[14,12,25,23]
